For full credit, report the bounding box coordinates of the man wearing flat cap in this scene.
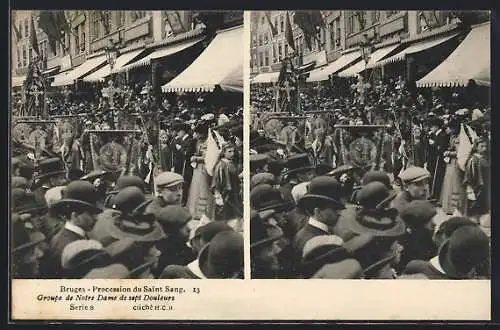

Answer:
[390,166,431,214]
[145,171,184,218]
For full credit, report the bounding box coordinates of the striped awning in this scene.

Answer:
[162,26,243,93]
[115,37,205,73]
[251,71,280,84]
[12,75,26,87]
[417,22,490,88]
[306,51,361,82]
[83,49,146,82]
[51,55,107,86]
[337,60,366,78]
[368,33,458,69]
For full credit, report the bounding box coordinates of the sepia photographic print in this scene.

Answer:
[10,10,244,281]
[249,10,491,280]
[9,8,491,322]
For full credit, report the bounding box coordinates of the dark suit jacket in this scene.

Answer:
[293,223,329,264]
[45,227,86,278]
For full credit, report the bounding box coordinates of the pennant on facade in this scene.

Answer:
[293,11,325,51]
[265,11,278,37]
[38,11,70,54]
[285,11,295,51]
[29,15,40,56]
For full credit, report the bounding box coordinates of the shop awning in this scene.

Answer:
[369,33,458,69]
[417,22,490,88]
[337,60,366,78]
[251,71,280,84]
[51,69,75,87]
[12,75,26,87]
[306,51,361,82]
[162,25,243,93]
[297,61,316,72]
[83,49,146,82]
[42,67,59,75]
[116,37,205,73]
[51,55,107,86]
[363,44,400,69]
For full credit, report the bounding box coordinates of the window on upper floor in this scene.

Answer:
[16,47,21,67]
[24,19,29,38]
[259,35,263,46]
[280,15,284,33]
[92,12,100,40]
[386,11,399,18]
[346,12,355,35]
[278,44,282,61]
[116,11,124,28]
[259,51,264,67]
[370,11,380,24]
[264,50,269,66]
[18,22,23,39]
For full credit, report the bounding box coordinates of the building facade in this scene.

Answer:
[12,10,242,80]
[250,10,471,76]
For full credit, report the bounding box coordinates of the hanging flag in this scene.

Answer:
[265,11,278,37]
[293,11,325,51]
[285,11,295,51]
[456,123,478,171]
[29,15,40,57]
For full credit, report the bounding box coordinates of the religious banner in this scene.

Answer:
[87,130,140,174]
[333,125,390,176]
[277,58,299,113]
[12,120,56,160]
[51,116,81,154]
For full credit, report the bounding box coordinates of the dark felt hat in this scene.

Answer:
[400,200,437,228]
[196,222,233,243]
[250,172,276,190]
[438,225,490,279]
[298,176,345,212]
[250,210,283,249]
[250,154,269,172]
[35,158,66,181]
[283,153,314,178]
[198,231,244,279]
[156,205,193,233]
[51,180,103,215]
[436,216,478,237]
[355,182,396,209]
[112,186,152,217]
[361,170,391,188]
[11,188,47,215]
[267,159,286,178]
[250,184,293,213]
[12,218,46,254]
[349,207,405,238]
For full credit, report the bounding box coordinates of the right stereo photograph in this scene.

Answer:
[249,10,491,280]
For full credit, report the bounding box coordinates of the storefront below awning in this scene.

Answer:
[115,37,205,73]
[417,22,490,88]
[12,75,26,87]
[368,33,458,69]
[162,25,243,93]
[83,49,146,82]
[51,55,107,87]
[251,71,280,84]
[306,51,361,82]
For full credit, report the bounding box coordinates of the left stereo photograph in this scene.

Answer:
[10,10,244,280]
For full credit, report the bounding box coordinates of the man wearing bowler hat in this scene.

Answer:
[171,122,195,204]
[293,176,346,264]
[45,180,103,278]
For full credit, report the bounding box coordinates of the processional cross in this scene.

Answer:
[28,85,44,108]
[102,81,120,108]
[281,80,296,103]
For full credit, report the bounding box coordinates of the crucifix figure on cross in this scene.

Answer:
[102,80,120,108]
[281,80,296,103]
[28,85,44,108]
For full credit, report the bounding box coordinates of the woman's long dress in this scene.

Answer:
[186,138,215,221]
[440,135,466,215]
